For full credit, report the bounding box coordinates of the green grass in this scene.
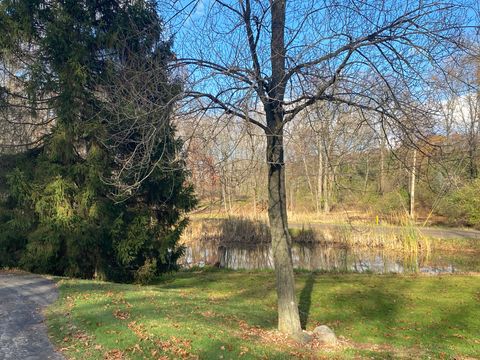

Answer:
[46,271,480,359]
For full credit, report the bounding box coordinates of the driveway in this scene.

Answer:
[0,272,64,360]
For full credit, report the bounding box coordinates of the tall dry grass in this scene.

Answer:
[182,215,431,254]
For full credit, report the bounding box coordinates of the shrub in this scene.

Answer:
[439,180,480,229]
[372,190,409,216]
[134,258,158,285]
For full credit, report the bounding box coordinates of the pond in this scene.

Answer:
[180,241,480,274]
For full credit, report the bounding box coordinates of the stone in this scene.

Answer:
[292,330,313,344]
[313,325,338,345]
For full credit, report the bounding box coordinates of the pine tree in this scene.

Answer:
[0,0,195,281]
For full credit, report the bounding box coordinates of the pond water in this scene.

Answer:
[180,241,480,274]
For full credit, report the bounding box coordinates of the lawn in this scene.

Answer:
[45,270,480,359]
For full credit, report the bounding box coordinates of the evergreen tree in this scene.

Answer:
[0,0,195,282]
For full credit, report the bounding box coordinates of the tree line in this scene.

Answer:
[183,75,479,226]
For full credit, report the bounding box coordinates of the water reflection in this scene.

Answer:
[181,241,479,274]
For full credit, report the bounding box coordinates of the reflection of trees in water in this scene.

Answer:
[181,240,220,267]
[181,240,478,274]
[293,244,348,271]
[349,252,404,273]
[180,219,480,273]
[220,245,273,270]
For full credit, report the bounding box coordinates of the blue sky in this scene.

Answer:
[159,0,478,121]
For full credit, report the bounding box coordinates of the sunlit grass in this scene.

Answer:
[46,271,480,359]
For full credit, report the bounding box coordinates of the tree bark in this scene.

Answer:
[266,124,302,335]
[302,153,316,211]
[364,155,369,193]
[252,177,258,218]
[468,132,478,179]
[410,149,417,219]
[263,0,302,336]
[379,136,385,194]
[316,136,323,214]
[323,149,330,213]
[221,176,228,214]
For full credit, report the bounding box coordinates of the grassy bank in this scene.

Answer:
[46,271,480,359]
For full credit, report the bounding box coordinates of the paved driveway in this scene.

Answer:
[289,222,480,240]
[0,272,64,360]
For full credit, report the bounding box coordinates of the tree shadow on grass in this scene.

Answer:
[312,275,480,358]
[298,272,315,329]
[47,281,293,359]
[48,274,480,359]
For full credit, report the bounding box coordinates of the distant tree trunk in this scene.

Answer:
[410,149,417,219]
[227,181,233,213]
[316,136,323,214]
[379,137,385,194]
[249,129,260,218]
[227,163,234,213]
[467,119,478,178]
[290,181,295,212]
[472,58,480,179]
[323,150,330,213]
[364,155,369,193]
[468,142,477,179]
[302,153,316,211]
[221,177,228,213]
[252,177,258,218]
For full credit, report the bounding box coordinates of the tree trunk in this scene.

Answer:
[302,154,316,211]
[264,0,302,336]
[472,59,480,179]
[468,134,477,179]
[266,125,302,335]
[316,136,323,214]
[410,149,417,219]
[227,180,233,213]
[379,137,385,194]
[364,155,369,193]
[252,177,258,218]
[221,176,228,214]
[323,150,330,213]
[289,180,295,212]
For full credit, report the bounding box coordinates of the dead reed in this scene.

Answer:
[182,215,431,254]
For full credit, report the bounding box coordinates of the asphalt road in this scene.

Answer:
[0,272,63,360]
[289,222,480,240]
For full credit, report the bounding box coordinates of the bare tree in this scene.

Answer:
[410,148,418,219]
[164,0,473,336]
[178,112,265,213]
[447,54,480,179]
[431,49,480,194]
